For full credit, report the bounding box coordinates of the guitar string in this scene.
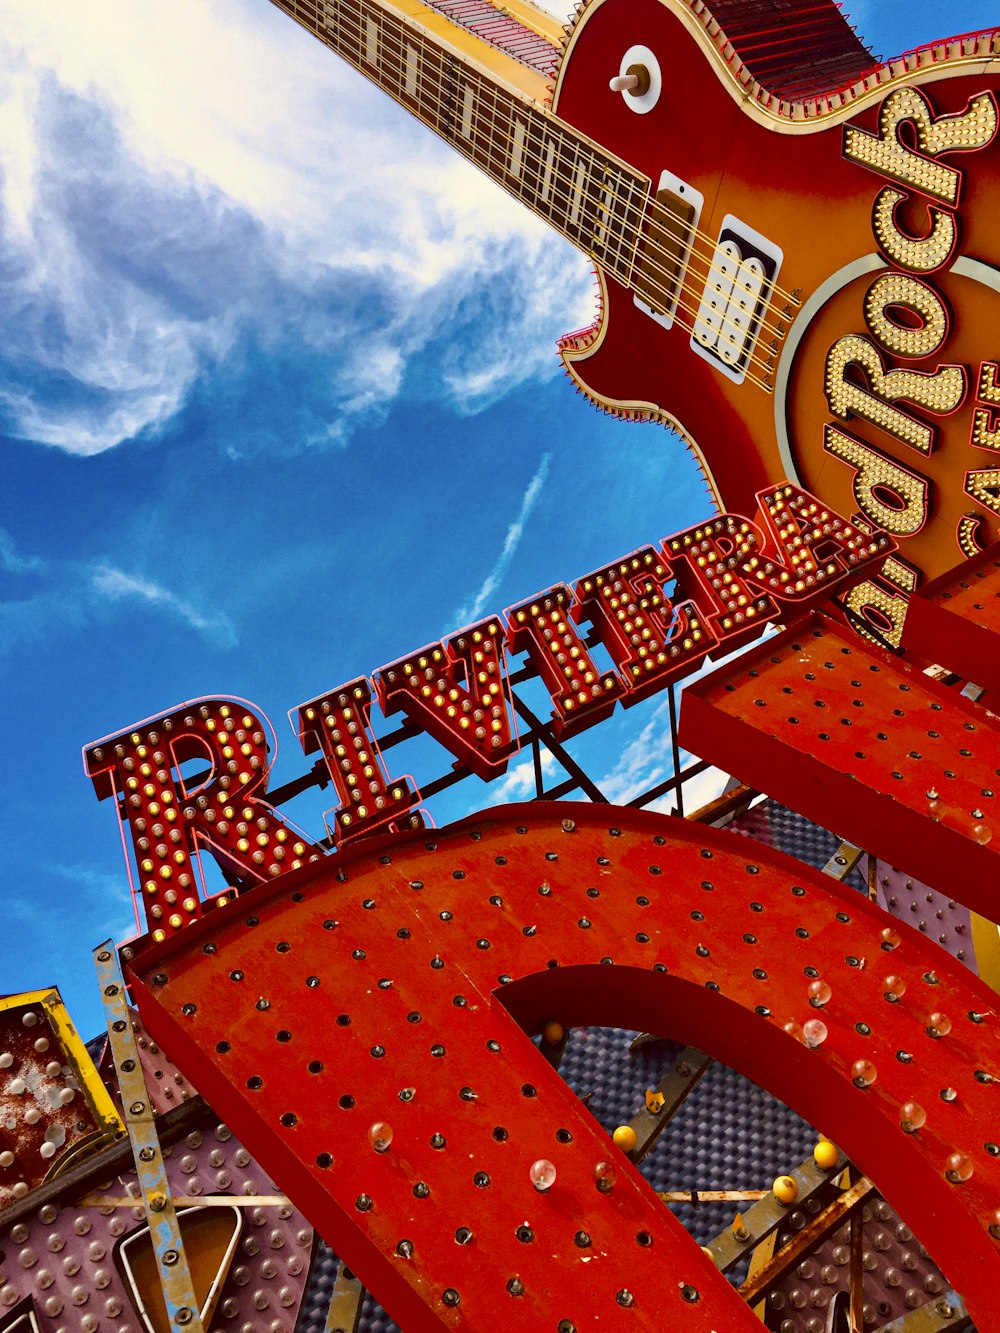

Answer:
[295,3,789,388]
[297,0,804,316]
[443,66,788,392]
[304,0,787,390]
[299,0,801,331]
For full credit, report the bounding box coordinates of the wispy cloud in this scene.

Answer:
[598,697,675,806]
[92,565,237,648]
[0,525,42,573]
[0,2,593,456]
[481,748,558,806]
[456,453,552,624]
[0,525,238,655]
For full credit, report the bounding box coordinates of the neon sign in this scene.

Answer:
[85,485,892,941]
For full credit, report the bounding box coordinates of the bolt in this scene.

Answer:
[936,1303,954,1319]
[149,1194,166,1212]
[175,1308,192,1325]
[129,1101,146,1116]
[139,1147,155,1162]
[104,985,119,997]
[97,950,112,962]
[163,1250,179,1266]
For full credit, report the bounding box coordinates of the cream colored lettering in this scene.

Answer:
[824,425,928,535]
[863,273,949,359]
[825,334,965,455]
[969,364,1000,452]
[872,187,957,273]
[964,467,1000,517]
[844,87,997,205]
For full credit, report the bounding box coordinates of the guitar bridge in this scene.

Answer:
[633,170,704,328]
[691,217,783,385]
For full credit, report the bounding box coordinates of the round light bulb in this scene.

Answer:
[530,1159,556,1192]
[593,1160,616,1193]
[899,1101,926,1133]
[851,1059,877,1088]
[945,1152,973,1183]
[367,1122,393,1153]
[802,1019,828,1049]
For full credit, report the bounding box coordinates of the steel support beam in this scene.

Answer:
[94,942,205,1333]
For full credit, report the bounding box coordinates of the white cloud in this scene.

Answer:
[457,453,552,623]
[480,748,558,805]
[0,525,42,573]
[92,565,237,647]
[598,696,676,806]
[0,0,593,454]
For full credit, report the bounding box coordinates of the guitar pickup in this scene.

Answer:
[691,217,783,386]
[634,170,704,328]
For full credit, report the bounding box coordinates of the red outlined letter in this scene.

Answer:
[505,584,624,737]
[85,699,323,940]
[375,617,518,779]
[295,677,422,847]
[128,806,1000,1333]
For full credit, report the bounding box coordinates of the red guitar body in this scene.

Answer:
[552,0,1000,604]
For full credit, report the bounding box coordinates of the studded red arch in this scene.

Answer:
[125,804,1000,1331]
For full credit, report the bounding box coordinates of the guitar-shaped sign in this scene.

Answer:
[269,0,1000,641]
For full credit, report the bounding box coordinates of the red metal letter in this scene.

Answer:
[85,699,323,939]
[574,547,718,704]
[295,676,422,846]
[505,584,624,737]
[682,608,1000,923]
[125,806,1000,1332]
[375,617,518,779]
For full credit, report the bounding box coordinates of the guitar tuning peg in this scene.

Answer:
[610,63,651,97]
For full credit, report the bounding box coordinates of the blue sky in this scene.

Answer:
[1,0,997,1037]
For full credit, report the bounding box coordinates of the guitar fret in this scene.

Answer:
[459,83,475,139]
[539,136,557,206]
[273,0,650,292]
[567,156,586,229]
[404,42,419,99]
[508,115,527,182]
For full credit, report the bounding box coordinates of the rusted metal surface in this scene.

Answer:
[873,1294,972,1331]
[94,942,204,1333]
[324,1261,365,1333]
[0,988,123,1211]
[736,1173,871,1301]
[123,804,1000,1332]
[680,610,1000,924]
[707,1149,852,1274]
[626,1045,713,1166]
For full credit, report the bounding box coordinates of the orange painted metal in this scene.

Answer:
[124,804,1000,1332]
[681,611,1000,925]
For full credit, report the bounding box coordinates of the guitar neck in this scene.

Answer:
[269,0,651,289]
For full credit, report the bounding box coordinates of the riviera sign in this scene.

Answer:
[85,485,891,942]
